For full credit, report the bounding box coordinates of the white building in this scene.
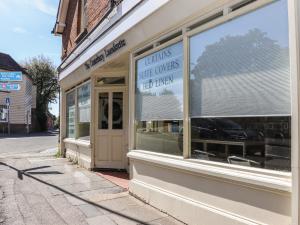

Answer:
[0,53,36,134]
[53,0,300,224]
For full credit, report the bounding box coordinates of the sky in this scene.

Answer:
[0,0,61,116]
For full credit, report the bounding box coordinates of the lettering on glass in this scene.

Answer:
[136,42,184,121]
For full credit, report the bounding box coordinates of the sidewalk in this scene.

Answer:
[0,154,183,225]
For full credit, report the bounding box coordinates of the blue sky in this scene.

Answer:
[0,0,61,116]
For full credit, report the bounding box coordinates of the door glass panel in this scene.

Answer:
[112,92,123,129]
[98,93,109,129]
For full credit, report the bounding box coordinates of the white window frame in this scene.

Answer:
[65,79,91,140]
[129,0,293,192]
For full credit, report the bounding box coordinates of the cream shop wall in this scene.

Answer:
[127,0,296,224]
[57,0,299,223]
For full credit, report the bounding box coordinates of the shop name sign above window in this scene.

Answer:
[84,39,126,70]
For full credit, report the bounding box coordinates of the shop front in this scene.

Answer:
[61,52,130,170]
[57,0,300,224]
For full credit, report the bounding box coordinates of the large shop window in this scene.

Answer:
[66,91,76,138]
[135,42,184,155]
[189,0,291,171]
[77,83,91,140]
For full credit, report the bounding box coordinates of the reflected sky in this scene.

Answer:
[190,0,289,69]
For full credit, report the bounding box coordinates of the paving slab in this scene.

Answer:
[86,215,117,225]
[0,141,184,225]
[77,204,104,218]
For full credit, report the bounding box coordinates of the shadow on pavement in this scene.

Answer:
[0,162,150,225]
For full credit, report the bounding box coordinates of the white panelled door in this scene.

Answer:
[95,88,127,169]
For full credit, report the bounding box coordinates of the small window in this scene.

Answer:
[0,105,8,123]
[98,93,109,129]
[96,77,125,86]
[66,91,76,138]
[112,92,123,129]
[77,0,87,35]
[77,83,91,140]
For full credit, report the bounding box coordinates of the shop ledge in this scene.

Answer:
[127,150,291,193]
[63,138,91,148]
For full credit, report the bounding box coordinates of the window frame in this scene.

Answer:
[77,0,87,35]
[65,79,91,141]
[129,0,292,188]
[132,35,184,152]
[66,89,76,139]
[77,81,91,140]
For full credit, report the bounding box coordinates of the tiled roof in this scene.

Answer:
[0,52,28,75]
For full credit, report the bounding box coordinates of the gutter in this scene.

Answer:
[52,0,69,35]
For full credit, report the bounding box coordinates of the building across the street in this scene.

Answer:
[0,53,37,134]
[53,0,300,224]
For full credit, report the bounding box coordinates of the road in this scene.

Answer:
[0,132,58,155]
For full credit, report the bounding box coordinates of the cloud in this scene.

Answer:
[12,27,28,34]
[32,0,57,16]
[0,0,57,16]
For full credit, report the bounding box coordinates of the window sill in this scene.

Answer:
[63,138,91,148]
[127,150,291,193]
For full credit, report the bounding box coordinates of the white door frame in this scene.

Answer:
[94,85,128,169]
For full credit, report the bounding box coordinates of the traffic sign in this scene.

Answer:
[0,83,20,91]
[0,71,22,81]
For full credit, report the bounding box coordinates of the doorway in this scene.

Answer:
[95,87,127,169]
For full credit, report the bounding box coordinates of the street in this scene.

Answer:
[0,132,59,155]
[0,133,182,225]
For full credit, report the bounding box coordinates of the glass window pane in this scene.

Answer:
[77,83,90,140]
[66,91,75,138]
[97,77,125,86]
[190,0,290,117]
[135,41,184,156]
[189,0,291,171]
[98,93,109,129]
[136,41,184,121]
[0,105,8,123]
[136,120,183,156]
[191,117,291,171]
[112,92,123,129]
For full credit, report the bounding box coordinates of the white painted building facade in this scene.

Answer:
[54,0,300,224]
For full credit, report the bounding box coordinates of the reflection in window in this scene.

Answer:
[136,120,183,155]
[112,92,123,129]
[189,0,291,171]
[135,42,184,155]
[190,117,291,171]
[98,93,109,129]
[66,91,76,138]
[77,83,91,140]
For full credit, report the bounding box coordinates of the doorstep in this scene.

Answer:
[95,171,129,190]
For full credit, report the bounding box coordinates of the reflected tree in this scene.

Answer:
[190,28,290,116]
[191,28,289,78]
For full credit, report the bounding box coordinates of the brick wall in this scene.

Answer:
[62,0,111,59]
